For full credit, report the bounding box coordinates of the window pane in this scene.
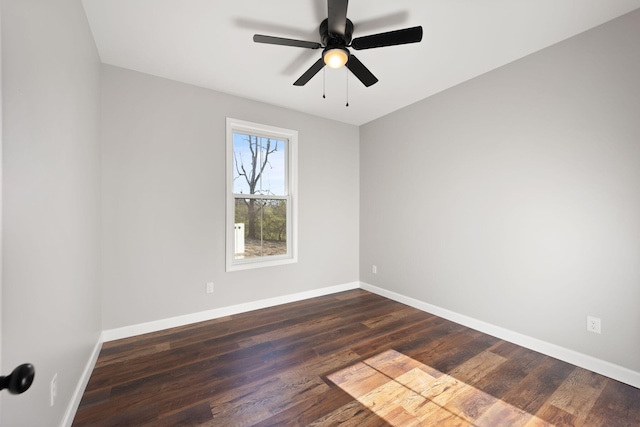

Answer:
[234,198,287,259]
[233,132,286,196]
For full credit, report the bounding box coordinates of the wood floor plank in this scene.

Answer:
[152,402,214,427]
[357,380,423,424]
[72,289,640,426]
[528,403,579,427]
[209,375,330,426]
[441,384,499,424]
[306,400,387,427]
[313,310,433,357]
[327,362,391,399]
[498,355,574,415]
[546,366,607,420]
[471,345,548,399]
[364,349,427,379]
[446,349,507,385]
[583,379,640,427]
[205,348,360,423]
[361,306,427,329]
[475,398,534,427]
[250,386,355,427]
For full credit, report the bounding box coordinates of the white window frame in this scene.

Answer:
[226,118,298,272]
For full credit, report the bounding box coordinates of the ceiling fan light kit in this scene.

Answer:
[253,0,423,89]
[324,47,349,69]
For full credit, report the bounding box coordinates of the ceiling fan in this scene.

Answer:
[253,0,423,87]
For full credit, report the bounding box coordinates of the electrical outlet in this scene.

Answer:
[50,373,58,406]
[587,315,601,334]
[372,265,377,274]
[206,282,214,294]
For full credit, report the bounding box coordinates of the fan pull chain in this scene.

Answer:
[322,68,326,99]
[345,68,349,107]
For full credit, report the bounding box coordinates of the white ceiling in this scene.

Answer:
[81,0,640,126]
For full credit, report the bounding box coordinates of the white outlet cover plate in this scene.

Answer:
[50,373,58,406]
[587,315,602,334]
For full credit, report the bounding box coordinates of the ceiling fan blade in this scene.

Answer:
[351,26,423,50]
[328,0,349,36]
[293,58,325,86]
[346,55,378,87]
[253,34,321,49]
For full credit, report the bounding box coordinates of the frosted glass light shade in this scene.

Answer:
[323,48,349,69]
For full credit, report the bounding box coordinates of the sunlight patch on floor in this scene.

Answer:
[327,349,555,426]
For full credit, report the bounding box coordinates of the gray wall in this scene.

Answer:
[101,65,360,330]
[1,0,102,426]
[360,9,640,372]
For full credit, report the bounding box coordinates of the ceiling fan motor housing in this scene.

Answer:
[320,18,354,48]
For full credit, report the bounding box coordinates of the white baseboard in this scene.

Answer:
[102,282,360,342]
[360,281,640,390]
[61,335,104,427]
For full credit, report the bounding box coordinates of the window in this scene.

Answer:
[226,118,298,271]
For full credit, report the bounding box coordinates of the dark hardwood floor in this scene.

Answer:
[72,290,640,426]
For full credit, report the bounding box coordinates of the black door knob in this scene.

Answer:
[0,363,35,394]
